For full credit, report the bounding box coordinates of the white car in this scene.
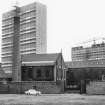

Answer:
[25,89,41,95]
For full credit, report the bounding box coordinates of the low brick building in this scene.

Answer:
[66,59,105,93]
[0,53,67,94]
[21,53,67,81]
[66,59,105,82]
[20,53,67,94]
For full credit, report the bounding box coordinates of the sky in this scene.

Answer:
[0,0,105,61]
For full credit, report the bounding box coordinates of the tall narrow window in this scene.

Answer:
[37,69,41,77]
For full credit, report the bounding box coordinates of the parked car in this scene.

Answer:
[25,89,41,95]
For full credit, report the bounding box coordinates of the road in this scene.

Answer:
[0,94,105,105]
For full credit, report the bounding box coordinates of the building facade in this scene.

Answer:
[21,53,67,82]
[72,42,105,61]
[66,59,105,92]
[2,2,47,75]
[71,42,105,83]
[0,53,67,94]
[64,42,105,92]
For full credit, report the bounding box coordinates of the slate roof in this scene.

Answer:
[22,53,61,66]
[22,53,60,62]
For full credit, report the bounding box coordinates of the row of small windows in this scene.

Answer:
[2,17,35,29]
[20,32,35,40]
[72,61,105,66]
[2,18,14,26]
[2,46,12,52]
[20,5,35,14]
[2,24,13,30]
[2,32,13,36]
[72,53,105,57]
[2,39,35,46]
[2,31,35,39]
[72,48,105,54]
[3,16,35,26]
[20,27,36,33]
[2,42,13,46]
[2,63,12,67]
[2,44,13,49]
[72,59,83,61]
[21,5,35,11]
[20,11,35,20]
[2,46,36,55]
[2,28,13,34]
[72,49,105,54]
[20,40,35,45]
[2,37,13,43]
[2,51,12,55]
[20,42,36,50]
[73,54,105,58]
[2,67,12,73]
[14,27,36,35]
[2,56,12,62]
[72,56,105,61]
[2,54,12,58]
[85,61,105,65]
[2,39,36,46]
[20,16,35,24]
[20,21,35,30]
[21,49,36,53]
[2,34,13,39]
[2,50,36,57]
[2,52,12,57]
[2,7,35,19]
[2,8,35,19]
[2,10,14,19]
[2,62,12,65]
[21,50,36,55]
[20,38,36,43]
[2,27,36,37]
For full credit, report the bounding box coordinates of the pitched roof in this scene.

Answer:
[22,53,60,66]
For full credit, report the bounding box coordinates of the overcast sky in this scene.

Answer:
[0,0,105,61]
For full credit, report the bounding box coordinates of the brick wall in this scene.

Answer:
[86,81,105,95]
[0,81,64,94]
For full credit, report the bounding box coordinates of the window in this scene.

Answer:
[20,11,35,20]
[2,18,13,26]
[2,37,13,43]
[46,69,50,77]
[2,27,13,34]
[20,32,36,40]
[20,21,35,31]
[37,69,41,77]
[2,56,12,62]
[2,46,12,52]
[20,43,36,50]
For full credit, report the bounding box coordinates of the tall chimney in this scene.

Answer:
[12,6,21,81]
